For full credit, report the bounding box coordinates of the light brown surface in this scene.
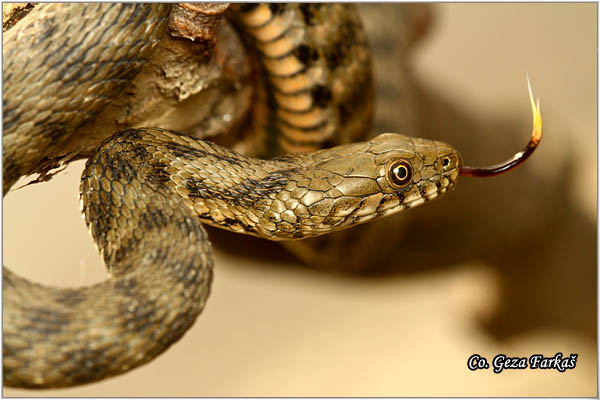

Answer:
[3,3,597,396]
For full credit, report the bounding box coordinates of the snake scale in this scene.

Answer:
[2,3,540,389]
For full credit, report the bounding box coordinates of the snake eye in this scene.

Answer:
[386,160,413,188]
[442,156,451,168]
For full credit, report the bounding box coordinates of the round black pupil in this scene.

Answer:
[443,157,450,167]
[395,165,407,180]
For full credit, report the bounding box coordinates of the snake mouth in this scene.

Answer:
[375,175,455,218]
[408,179,452,208]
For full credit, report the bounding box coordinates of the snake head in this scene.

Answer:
[286,133,462,237]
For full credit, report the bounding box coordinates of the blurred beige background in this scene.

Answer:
[3,3,597,397]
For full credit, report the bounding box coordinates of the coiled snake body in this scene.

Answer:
[3,3,539,388]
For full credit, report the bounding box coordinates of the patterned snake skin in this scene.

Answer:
[3,4,463,388]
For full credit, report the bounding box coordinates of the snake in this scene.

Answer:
[2,3,541,389]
